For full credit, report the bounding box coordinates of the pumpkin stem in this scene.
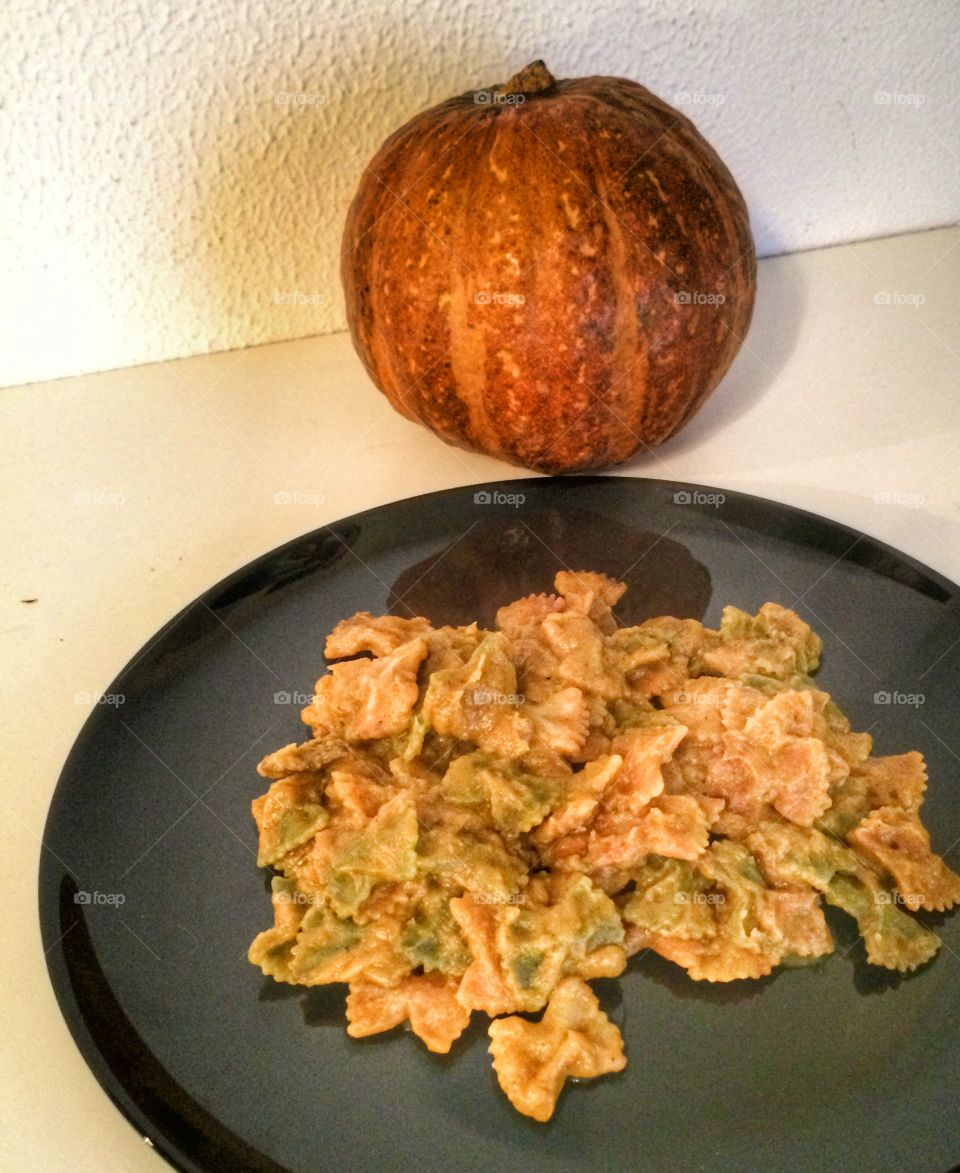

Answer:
[497,60,557,97]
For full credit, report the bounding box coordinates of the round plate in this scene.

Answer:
[39,476,960,1173]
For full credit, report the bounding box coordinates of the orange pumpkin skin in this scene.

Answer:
[341,62,756,473]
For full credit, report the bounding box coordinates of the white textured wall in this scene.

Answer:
[2,0,958,387]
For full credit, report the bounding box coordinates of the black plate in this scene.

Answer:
[40,476,960,1173]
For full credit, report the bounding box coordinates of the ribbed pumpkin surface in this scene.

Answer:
[342,61,756,472]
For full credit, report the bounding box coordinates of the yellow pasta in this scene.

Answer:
[346,974,470,1053]
[488,977,626,1122]
[248,571,959,1119]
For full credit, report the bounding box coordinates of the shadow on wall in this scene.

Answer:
[186,39,509,357]
[187,47,803,464]
[629,226,808,465]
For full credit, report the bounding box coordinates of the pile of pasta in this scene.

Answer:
[249,571,960,1121]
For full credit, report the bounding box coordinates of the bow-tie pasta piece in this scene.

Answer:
[488,976,626,1121]
[346,974,471,1053]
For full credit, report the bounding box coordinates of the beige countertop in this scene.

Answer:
[2,225,959,1170]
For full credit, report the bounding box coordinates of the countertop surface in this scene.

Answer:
[3,225,960,1172]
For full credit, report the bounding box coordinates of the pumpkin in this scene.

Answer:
[341,60,755,473]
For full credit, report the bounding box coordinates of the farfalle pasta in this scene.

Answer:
[248,572,959,1121]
